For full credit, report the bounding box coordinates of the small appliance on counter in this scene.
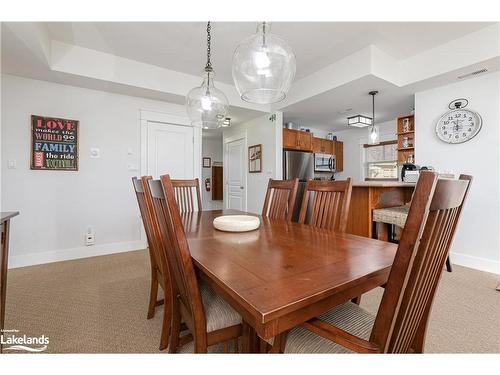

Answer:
[401,163,418,182]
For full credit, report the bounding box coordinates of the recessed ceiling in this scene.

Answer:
[283,75,414,132]
[44,22,492,84]
[3,22,497,132]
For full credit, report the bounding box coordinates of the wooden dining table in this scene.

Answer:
[182,209,397,346]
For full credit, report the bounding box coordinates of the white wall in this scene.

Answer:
[223,112,282,214]
[415,72,500,274]
[201,135,223,210]
[308,120,397,182]
[1,74,191,268]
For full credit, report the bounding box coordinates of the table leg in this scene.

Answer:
[0,221,10,354]
[242,321,260,353]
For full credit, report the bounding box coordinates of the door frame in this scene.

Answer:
[223,131,248,211]
[140,109,202,180]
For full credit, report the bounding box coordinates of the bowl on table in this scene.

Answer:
[213,215,260,232]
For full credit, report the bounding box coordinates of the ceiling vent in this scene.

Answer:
[457,68,488,79]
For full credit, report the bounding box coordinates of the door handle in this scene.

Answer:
[240,186,244,189]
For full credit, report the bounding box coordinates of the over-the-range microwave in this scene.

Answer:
[314,153,336,173]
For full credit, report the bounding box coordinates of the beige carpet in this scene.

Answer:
[3,249,500,353]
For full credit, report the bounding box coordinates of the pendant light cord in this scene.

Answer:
[372,93,375,126]
[369,90,378,128]
[205,21,212,72]
[262,22,267,47]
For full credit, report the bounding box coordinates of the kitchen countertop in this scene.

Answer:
[352,181,416,188]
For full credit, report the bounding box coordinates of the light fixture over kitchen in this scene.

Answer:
[368,90,380,145]
[186,22,229,129]
[347,114,372,128]
[232,22,296,104]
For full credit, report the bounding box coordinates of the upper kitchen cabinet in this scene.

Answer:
[333,141,343,172]
[283,128,313,151]
[312,137,334,154]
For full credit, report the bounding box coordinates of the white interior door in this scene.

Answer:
[225,138,246,211]
[147,121,194,178]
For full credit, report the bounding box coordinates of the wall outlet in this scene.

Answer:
[85,226,95,246]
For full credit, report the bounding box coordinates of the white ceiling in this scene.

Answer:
[44,22,492,84]
[2,22,497,132]
[283,75,414,131]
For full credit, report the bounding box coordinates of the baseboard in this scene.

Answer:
[449,251,500,275]
[8,240,147,269]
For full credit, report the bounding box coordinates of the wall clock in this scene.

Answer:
[436,98,482,144]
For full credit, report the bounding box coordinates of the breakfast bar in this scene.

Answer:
[345,181,415,238]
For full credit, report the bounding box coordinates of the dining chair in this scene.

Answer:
[149,175,243,353]
[171,178,202,213]
[261,178,299,221]
[132,176,172,350]
[373,204,453,272]
[298,178,353,233]
[276,172,472,353]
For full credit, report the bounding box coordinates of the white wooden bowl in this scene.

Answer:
[213,215,260,232]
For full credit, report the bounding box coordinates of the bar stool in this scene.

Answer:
[373,205,452,272]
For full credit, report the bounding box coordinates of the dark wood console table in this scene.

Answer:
[1,211,19,353]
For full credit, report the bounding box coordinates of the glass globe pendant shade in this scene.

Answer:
[232,22,296,104]
[186,68,229,129]
[368,125,380,145]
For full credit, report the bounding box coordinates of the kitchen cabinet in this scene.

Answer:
[333,141,343,172]
[312,137,333,154]
[283,128,312,151]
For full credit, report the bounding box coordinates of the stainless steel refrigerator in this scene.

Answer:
[283,150,314,222]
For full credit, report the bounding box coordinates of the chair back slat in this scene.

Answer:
[371,172,472,353]
[171,179,202,213]
[149,176,206,333]
[262,178,299,221]
[298,178,353,232]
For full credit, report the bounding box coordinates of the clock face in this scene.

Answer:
[436,109,482,144]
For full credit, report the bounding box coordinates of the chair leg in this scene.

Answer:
[159,298,172,351]
[372,221,378,239]
[351,296,362,305]
[168,300,181,353]
[147,268,159,319]
[389,224,396,243]
[445,256,452,273]
[194,336,208,353]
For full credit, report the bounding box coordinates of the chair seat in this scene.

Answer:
[284,302,375,353]
[200,282,242,333]
[176,282,242,353]
[372,205,409,228]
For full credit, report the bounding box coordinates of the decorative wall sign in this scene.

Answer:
[248,144,262,173]
[202,157,211,168]
[31,115,79,171]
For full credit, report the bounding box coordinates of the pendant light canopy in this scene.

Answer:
[367,91,380,145]
[232,22,296,104]
[186,22,229,129]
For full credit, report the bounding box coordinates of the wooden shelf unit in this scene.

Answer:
[396,115,415,164]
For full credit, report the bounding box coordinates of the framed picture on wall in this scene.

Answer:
[30,115,79,171]
[248,144,262,173]
[202,157,211,168]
